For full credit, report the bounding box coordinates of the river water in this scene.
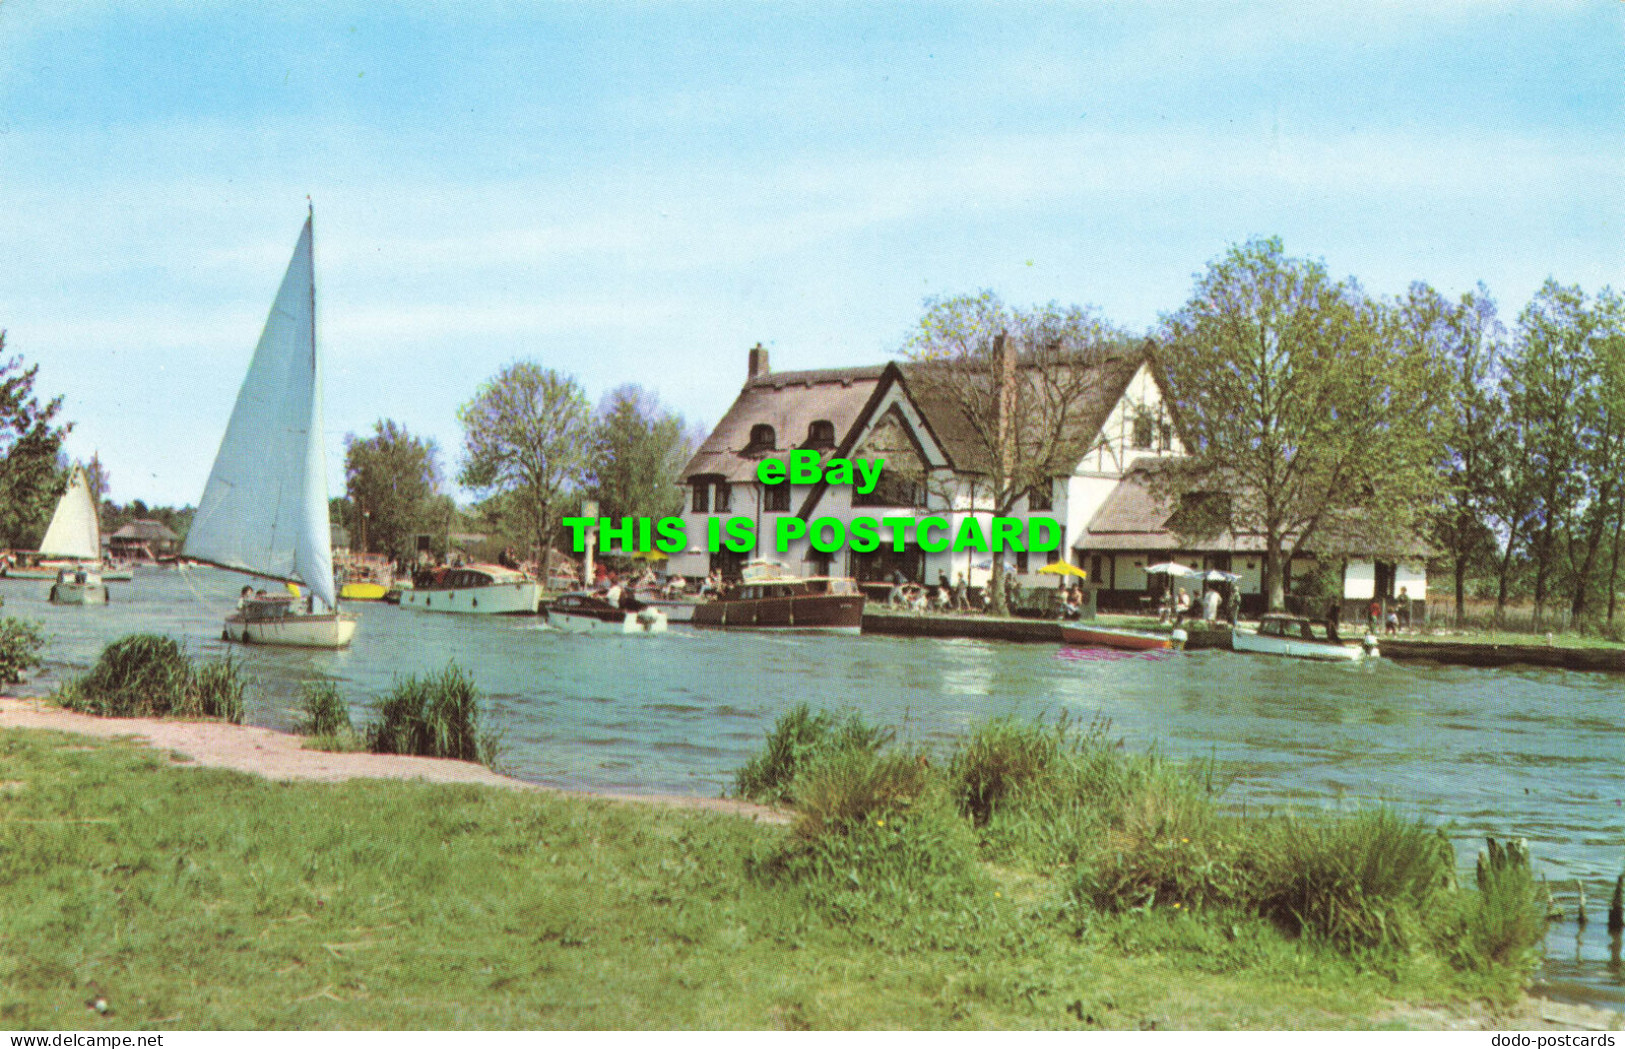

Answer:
[9,567,1623,1007]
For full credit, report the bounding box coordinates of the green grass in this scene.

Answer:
[52,634,247,723]
[0,727,1541,1030]
[1401,629,1624,651]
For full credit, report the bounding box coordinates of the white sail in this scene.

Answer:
[183,215,338,610]
[38,466,101,560]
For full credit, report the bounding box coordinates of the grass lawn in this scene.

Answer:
[0,727,1535,1030]
[1400,629,1625,651]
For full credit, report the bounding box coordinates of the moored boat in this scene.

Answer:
[399,564,542,615]
[1059,623,1174,652]
[635,590,701,623]
[690,565,865,634]
[545,592,668,634]
[1233,614,1377,662]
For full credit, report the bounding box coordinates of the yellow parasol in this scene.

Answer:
[1036,562,1087,579]
[632,549,669,561]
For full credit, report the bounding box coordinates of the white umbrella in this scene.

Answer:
[1144,562,1199,578]
[1203,569,1241,582]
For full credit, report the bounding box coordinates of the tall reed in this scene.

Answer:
[54,634,246,723]
[363,664,499,768]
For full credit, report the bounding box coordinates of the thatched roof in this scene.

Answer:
[681,365,888,484]
[896,349,1145,474]
[111,520,179,542]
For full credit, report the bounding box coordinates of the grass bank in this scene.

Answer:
[0,718,1547,1030]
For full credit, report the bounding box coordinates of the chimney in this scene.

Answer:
[748,342,771,380]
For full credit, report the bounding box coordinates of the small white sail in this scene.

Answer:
[38,466,101,560]
[184,216,338,610]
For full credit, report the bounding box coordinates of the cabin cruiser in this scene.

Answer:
[1233,614,1379,662]
[398,563,543,615]
[545,591,668,634]
[691,561,865,634]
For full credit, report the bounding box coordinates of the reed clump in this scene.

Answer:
[294,679,360,749]
[736,708,1549,982]
[362,663,499,769]
[732,702,892,804]
[54,634,246,723]
[0,616,44,683]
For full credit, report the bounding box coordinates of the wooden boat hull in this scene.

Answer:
[225,612,357,649]
[399,581,542,615]
[49,581,109,605]
[1059,624,1172,651]
[690,594,864,634]
[1233,629,1371,662]
[548,607,669,634]
[340,581,389,601]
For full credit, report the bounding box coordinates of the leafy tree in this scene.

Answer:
[1403,284,1507,625]
[587,385,694,526]
[898,291,1130,614]
[1502,282,1593,624]
[1156,238,1448,611]
[1561,287,1625,623]
[0,335,73,549]
[457,362,592,573]
[344,419,444,565]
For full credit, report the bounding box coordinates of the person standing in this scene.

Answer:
[953,572,968,612]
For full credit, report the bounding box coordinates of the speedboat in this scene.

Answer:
[1233,614,1378,662]
[1059,623,1178,651]
[545,592,668,634]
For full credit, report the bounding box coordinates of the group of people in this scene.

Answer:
[1326,587,1413,641]
[1160,583,1239,627]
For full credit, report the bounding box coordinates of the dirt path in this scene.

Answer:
[0,696,789,824]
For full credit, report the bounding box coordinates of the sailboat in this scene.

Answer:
[182,210,356,649]
[40,466,109,604]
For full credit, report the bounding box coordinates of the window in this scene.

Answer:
[1026,482,1054,512]
[746,424,776,452]
[714,482,731,513]
[1131,407,1155,450]
[691,483,709,513]
[763,484,791,513]
[805,420,836,448]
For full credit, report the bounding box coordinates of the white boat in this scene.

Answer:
[38,467,110,604]
[634,589,700,623]
[545,592,668,634]
[1233,614,1378,662]
[398,564,543,615]
[182,210,356,649]
[50,566,108,605]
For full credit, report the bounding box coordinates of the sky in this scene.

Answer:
[0,0,1620,507]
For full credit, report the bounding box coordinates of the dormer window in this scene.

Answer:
[804,420,836,448]
[746,424,776,452]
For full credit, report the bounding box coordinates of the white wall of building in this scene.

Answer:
[1343,560,1375,600]
[1396,561,1428,602]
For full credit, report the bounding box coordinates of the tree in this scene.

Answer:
[587,385,694,526]
[1156,238,1448,612]
[457,362,593,574]
[1404,283,1507,625]
[899,291,1129,614]
[1502,282,1592,625]
[344,419,444,565]
[0,334,73,549]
